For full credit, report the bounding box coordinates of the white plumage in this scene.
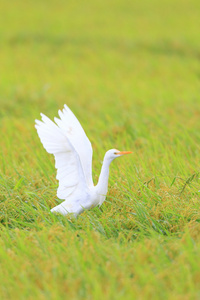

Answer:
[35,104,132,216]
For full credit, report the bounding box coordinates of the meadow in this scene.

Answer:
[1,0,200,299]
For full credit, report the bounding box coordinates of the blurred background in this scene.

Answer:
[1,0,200,113]
[1,0,200,177]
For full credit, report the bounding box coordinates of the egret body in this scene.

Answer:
[35,105,132,216]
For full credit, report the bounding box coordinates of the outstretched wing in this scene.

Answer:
[54,105,93,187]
[35,105,93,200]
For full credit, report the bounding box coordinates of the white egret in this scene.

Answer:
[35,105,132,216]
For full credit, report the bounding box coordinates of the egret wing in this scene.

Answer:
[35,113,88,200]
[54,104,93,187]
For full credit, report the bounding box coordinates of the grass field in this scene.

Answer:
[1,0,200,299]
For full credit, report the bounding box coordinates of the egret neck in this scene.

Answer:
[96,154,113,205]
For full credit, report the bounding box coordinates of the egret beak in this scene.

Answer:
[117,151,132,155]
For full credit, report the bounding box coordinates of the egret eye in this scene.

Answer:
[114,152,118,155]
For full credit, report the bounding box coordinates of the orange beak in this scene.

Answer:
[117,151,132,155]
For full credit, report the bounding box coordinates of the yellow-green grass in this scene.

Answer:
[1,0,200,299]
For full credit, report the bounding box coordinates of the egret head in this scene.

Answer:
[105,149,132,161]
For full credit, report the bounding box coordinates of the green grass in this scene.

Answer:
[1,0,200,298]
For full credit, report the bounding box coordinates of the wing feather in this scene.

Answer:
[54,105,93,187]
[35,105,93,201]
